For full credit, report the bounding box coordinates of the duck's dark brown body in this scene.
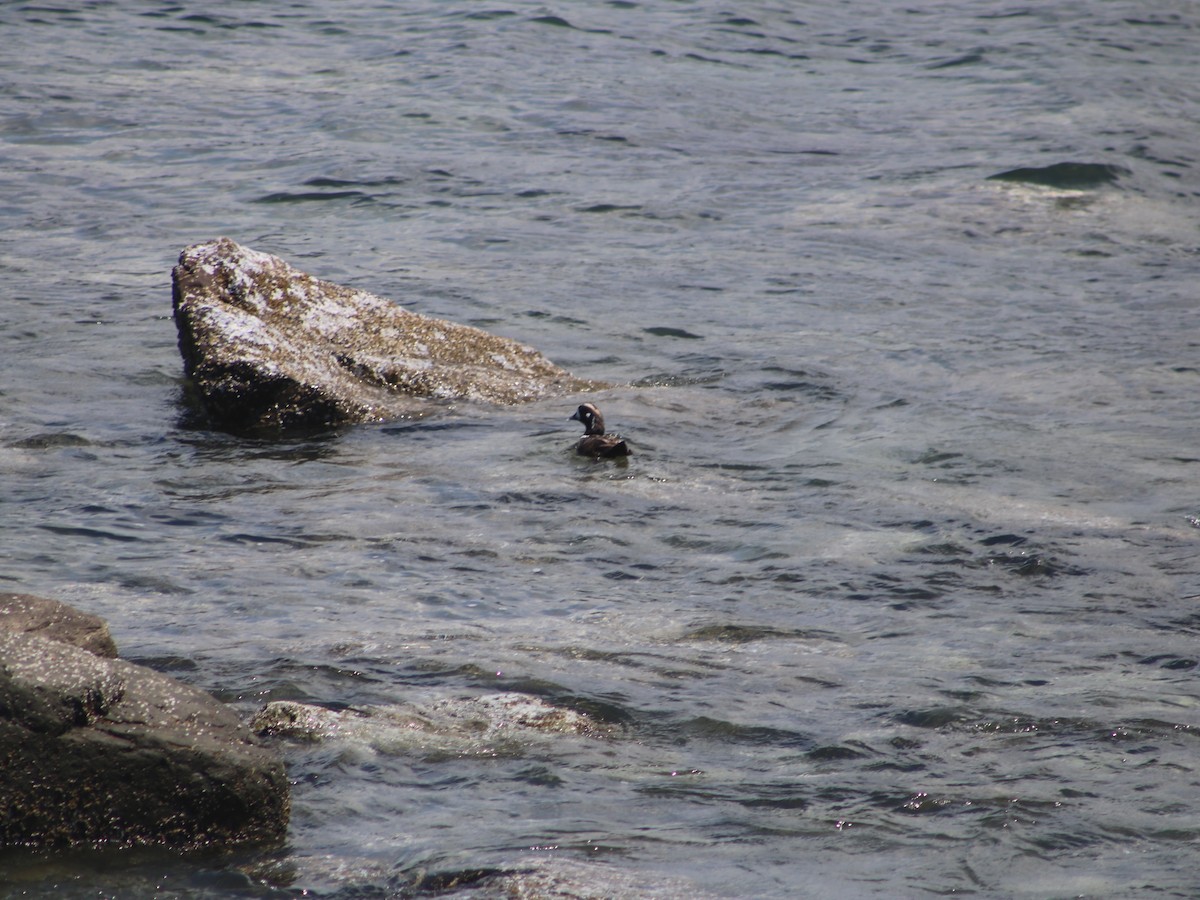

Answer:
[576,433,630,458]
[570,403,631,458]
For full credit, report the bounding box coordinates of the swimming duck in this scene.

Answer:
[569,402,631,458]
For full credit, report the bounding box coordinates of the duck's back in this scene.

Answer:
[576,434,631,458]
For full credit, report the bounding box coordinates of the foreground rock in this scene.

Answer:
[0,593,289,852]
[0,592,118,658]
[172,238,598,430]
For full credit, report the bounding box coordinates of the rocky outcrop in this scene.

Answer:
[172,238,599,431]
[0,593,289,852]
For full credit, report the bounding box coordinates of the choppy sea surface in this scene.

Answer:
[3,2,1199,897]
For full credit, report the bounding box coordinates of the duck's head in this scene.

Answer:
[570,402,605,435]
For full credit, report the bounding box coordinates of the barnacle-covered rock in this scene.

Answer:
[172,237,598,431]
[0,593,289,851]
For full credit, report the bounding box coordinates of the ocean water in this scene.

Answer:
[2,1,1199,897]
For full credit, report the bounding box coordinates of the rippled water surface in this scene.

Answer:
[3,2,1200,897]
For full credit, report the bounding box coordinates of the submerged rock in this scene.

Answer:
[253,693,612,756]
[987,162,1130,189]
[0,594,289,852]
[246,853,713,899]
[172,238,598,431]
[436,857,718,899]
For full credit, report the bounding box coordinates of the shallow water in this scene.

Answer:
[3,1,1200,897]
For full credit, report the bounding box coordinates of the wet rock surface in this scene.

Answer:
[172,237,599,431]
[0,594,289,852]
[0,592,118,658]
[252,693,614,756]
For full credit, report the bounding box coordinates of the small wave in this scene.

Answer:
[253,190,371,204]
[37,523,144,543]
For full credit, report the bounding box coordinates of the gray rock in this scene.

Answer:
[0,592,119,658]
[172,237,599,430]
[0,596,289,851]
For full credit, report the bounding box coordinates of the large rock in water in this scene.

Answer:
[0,593,289,851]
[172,237,597,430]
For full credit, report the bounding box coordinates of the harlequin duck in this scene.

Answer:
[569,403,631,458]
